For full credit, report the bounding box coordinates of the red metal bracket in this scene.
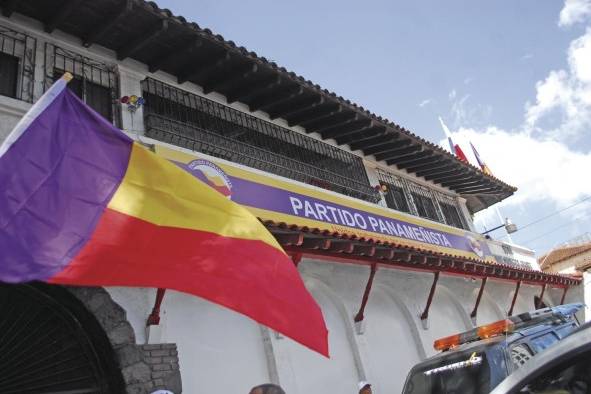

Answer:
[470,277,487,322]
[420,271,440,324]
[560,286,569,304]
[354,263,378,323]
[291,252,303,267]
[146,288,166,326]
[535,284,547,309]
[508,281,522,317]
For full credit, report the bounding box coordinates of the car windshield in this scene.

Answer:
[403,351,491,394]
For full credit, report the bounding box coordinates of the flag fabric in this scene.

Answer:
[438,116,468,163]
[454,144,469,163]
[0,75,329,356]
[470,141,492,176]
[438,116,456,153]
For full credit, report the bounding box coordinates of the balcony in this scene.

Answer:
[144,113,380,203]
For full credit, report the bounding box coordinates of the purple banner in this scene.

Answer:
[179,159,491,258]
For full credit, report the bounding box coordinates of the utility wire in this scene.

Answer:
[518,195,591,233]
[522,219,581,246]
[493,195,591,240]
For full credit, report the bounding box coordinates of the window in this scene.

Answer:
[140,78,378,203]
[377,169,469,229]
[411,192,440,221]
[440,202,465,229]
[45,44,119,125]
[0,52,18,98]
[0,26,36,102]
[55,72,112,121]
[384,183,411,213]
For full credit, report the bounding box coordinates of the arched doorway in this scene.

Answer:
[0,283,125,393]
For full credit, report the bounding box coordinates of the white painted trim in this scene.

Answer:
[0,78,66,158]
[0,96,31,117]
[302,275,367,381]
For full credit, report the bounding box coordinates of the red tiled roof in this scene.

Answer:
[539,242,591,269]
[264,220,580,287]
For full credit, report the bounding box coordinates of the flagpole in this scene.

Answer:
[0,72,73,158]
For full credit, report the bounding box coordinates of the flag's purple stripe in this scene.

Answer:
[0,89,132,282]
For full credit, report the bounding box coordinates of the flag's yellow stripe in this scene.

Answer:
[108,143,283,252]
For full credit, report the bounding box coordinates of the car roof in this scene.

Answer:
[429,320,571,358]
[489,321,591,394]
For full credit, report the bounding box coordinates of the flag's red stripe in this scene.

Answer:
[49,208,329,356]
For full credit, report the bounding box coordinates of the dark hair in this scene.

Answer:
[250,383,286,394]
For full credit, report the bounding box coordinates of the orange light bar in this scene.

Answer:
[477,319,514,339]
[434,334,462,351]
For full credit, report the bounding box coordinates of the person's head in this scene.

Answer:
[249,383,286,394]
[358,381,372,394]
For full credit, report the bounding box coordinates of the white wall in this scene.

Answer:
[106,258,565,393]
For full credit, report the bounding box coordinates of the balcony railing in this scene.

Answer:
[144,113,380,203]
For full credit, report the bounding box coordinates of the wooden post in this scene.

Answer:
[560,287,569,305]
[508,281,521,317]
[354,264,378,323]
[536,284,547,309]
[470,277,487,323]
[420,272,440,327]
[146,288,166,326]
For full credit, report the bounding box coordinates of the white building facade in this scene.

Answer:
[0,3,581,393]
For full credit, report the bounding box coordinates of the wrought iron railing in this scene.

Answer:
[377,169,468,229]
[0,25,36,103]
[144,113,380,203]
[44,43,120,126]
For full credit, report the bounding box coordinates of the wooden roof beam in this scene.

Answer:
[295,106,345,128]
[226,75,282,104]
[404,159,448,173]
[302,237,331,250]
[456,184,503,194]
[303,111,356,132]
[395,155,441,170]
[352,244,376,257]
[378,146,428,163]
[117,19,169,60]
[416,165,461,179]
[250,85,304,112]
[350,135,410,152]
[285,103,341,127]
[329,240,355,254]
[274,232,304,246]
[147,38,202,73]
[336,127,388,145]
[441,178,483,188]
[178,51,231,84]
[202,63,259,94]
[321,119,374,139]
[45,0,84,33]
[268,96,324,120]
[427,170,472,183]
[374,248,394,260]
[84,0,133,47]
[364,140,414,157]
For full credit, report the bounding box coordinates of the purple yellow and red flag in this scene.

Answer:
[470,141,493,176]
[0,75,329,356]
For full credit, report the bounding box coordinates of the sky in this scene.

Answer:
[155,0,591,256]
